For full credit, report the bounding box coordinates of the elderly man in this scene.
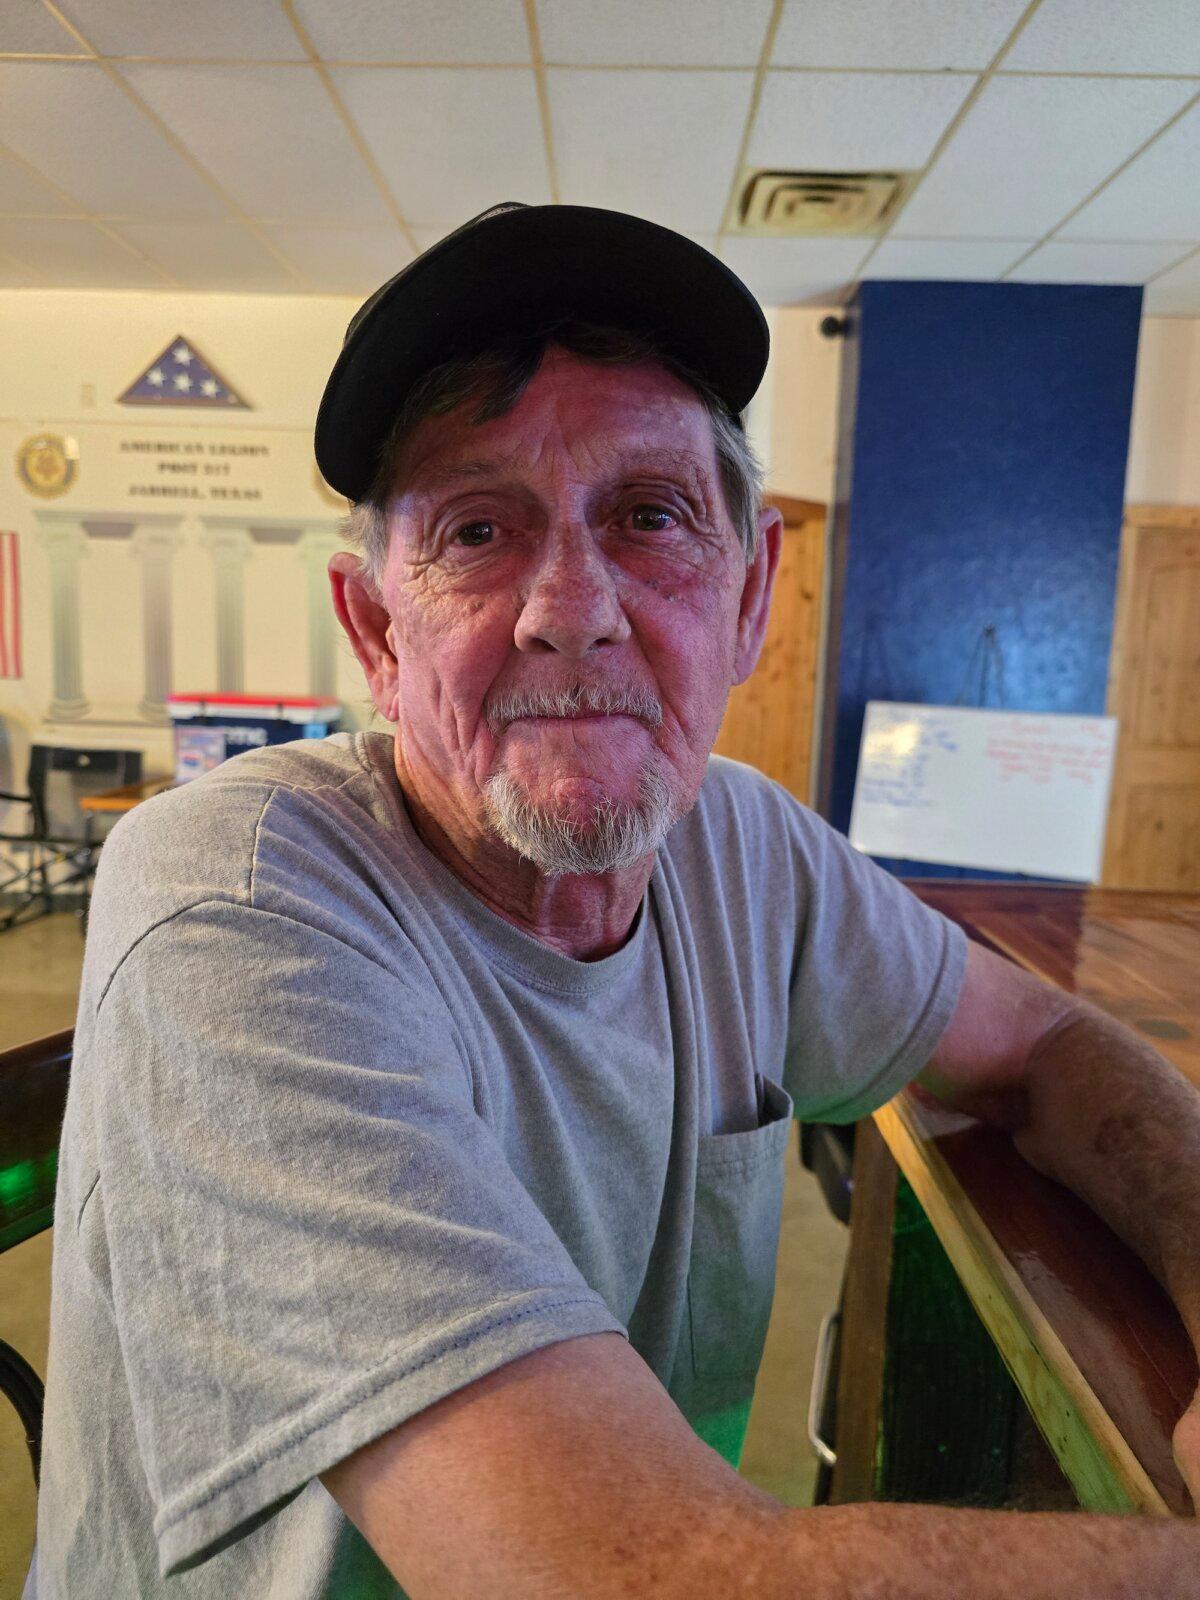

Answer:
[26,205,1200,1598]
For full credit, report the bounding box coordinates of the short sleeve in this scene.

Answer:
[86,898,623,1577]
[783,822,968,1125]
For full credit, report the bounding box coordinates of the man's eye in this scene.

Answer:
[630,505,675,533]
[452,521,495,547]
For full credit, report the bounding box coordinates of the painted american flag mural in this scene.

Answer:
[0,531,20,679]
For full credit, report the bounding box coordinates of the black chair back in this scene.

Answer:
[28,745,142,843]
[0,1028,73,1488]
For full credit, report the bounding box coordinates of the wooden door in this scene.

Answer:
[712,497,826,804]
[1102,506,1200,890]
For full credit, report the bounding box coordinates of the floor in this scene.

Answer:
[0,912,849,1599]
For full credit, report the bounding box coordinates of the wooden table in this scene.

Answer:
[77,774,175,819]
[832,885,1199,1518]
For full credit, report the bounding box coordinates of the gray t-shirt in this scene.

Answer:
[25,732,965,1599]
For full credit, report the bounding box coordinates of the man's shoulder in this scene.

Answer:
[686,754,831,852]
[102,731,377,871]
[86,732,395,983]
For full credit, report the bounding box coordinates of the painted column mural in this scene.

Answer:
[297,523,342,698]
[199,520,253,695]
[130,520,184,722]
[34,511,90,722]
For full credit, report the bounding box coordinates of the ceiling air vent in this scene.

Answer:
[729,169,912,237]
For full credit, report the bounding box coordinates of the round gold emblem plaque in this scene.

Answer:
[16,432,79,499]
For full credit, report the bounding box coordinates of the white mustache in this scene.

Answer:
[486,681,663,731]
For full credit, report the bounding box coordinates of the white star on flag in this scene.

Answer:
[200,378,218,397]
[173,344,193,365]
[174,373,192,391]
[147,368,164,386]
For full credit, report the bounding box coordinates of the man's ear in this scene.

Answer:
[733,505,784,685]
[328,551,400,723]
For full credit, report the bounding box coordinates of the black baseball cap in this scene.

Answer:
[314,202,770,504]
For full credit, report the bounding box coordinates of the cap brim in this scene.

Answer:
[315,205,768,503]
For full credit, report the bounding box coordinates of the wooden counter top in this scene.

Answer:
[878,884,1198,1517]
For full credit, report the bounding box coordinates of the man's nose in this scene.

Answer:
[513,527,631,658]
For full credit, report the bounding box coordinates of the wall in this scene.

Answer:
[762,308,1200,513]
[0,289,847,818]
[0,288,372,805]
[1,283,1192,829]
[758,307,843,505]
[1125,316,1200,504]
[821,280,1145,876]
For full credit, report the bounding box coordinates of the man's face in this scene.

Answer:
[359,348,771,870]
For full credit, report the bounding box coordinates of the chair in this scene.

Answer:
[0,745,142,933]
[0,1027,72,1488]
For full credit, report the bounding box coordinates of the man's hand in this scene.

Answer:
[1174,1382,1200,1515]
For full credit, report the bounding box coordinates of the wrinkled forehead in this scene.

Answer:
[395,352,721,498]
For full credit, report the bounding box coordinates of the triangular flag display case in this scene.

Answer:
[118,335,250,409]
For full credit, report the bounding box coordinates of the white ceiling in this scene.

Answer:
[0,0,1197,312]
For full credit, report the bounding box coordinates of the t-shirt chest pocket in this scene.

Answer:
[687,1074,792,1389]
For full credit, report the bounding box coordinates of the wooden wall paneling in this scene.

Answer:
[712,508,826,802]
[1103,506,1200,890]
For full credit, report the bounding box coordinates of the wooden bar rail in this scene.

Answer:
[834,885,1199,1517]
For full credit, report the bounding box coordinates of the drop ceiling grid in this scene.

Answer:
[549,68,755,232]
[17,5,325,290]
[1055,95,1200,243]
[892,76,1197,239]
[0,0,1193,305]
[115,61,396,226]
[331,65,553,227]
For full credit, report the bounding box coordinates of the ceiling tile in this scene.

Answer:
[264,225,413,294]
[292,0,530,63]
[112,220,299,291]
[864,237,1030,278]
[539,0,772,66]
[1005,0,1200,75]
[720,237,869,305]
[1058,99,1200,243]
[119,63,391,224]
[749,71,975,171]
[0,216,169,286]
[1007,239,1195,283]
[773,0,1028,70]
[1142,248,1200,314]
[896,75,1194,237]
[0,0,87,54]
[0,61,226,217]
[551,69,751,232]
[334,66,550,226]
[54,0,307,60]
[0,148,72,213]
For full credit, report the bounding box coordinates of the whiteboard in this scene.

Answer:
[848,702,1118,881]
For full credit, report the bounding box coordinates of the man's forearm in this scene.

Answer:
[747,1502,1200,1600]
[1011,1003,1200,1346]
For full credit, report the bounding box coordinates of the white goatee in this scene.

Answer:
[482,762,676,876]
